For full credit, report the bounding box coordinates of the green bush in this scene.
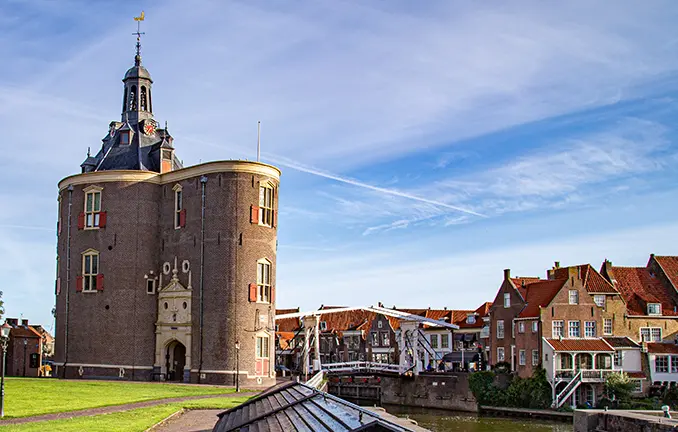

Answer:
[469,367,552,409]
[604,372,635,403]
[469,371,497,405]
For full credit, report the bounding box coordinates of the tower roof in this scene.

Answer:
[124,64,152,81]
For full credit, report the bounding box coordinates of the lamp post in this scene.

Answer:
[1,322,12,418]
[235,340,240,393]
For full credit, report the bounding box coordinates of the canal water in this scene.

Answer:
[384,406,572,432]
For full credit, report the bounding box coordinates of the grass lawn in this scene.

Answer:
[0,396,252,432]
[1,378,238,419]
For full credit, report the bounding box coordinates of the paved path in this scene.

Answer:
[0,392,257,426]
[151,409,223,432]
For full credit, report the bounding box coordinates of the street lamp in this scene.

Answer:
[235,340,240,393]
[1,322,12,418]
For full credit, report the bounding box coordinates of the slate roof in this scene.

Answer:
[544,338,614,352]
[647,343,678,354]
[655,256,678,290]
[213,381,414,432]
[607,266,678,316]
[517,279,567,318]
[603,337,640,349]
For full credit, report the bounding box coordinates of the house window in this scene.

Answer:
[430,334,439,349]
[377,320,383,329]
[174,186,183,229]
[259,184,274,227]
[640,327,662,342]
[84,189,102,228]
[647,303,662,316]
[518,322,525,333]
[532,321,538,333]
[614,350,622,367]
[552,320,564,338]
[603,319,613,335]
[441,334,449,349]
[632,380,643,393]
[584,321,596,338]
[82,250,99,292]
[594,295,605,308]
[146,278,156,294]
[381,332,390,346]
[671,357,678,373]
[467,315,476,324]
[371,332,378,346]
[497,347,505,362]
[532,350,539,366]
[504,293,510,308]
[519,350,526,366]
[560,354,573,369]
[497,320,505,339]
[656,355,669,373]
[569,290,579,305]
[568,321,580,338]
[256,259,271,303]
[320,321,327,331]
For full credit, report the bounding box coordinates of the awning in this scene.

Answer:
[442,351,480,363]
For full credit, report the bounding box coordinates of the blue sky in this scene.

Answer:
[2,0,678,329]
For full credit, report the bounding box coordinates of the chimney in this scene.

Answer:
[21,319,29,327]
[503,269,511,280]
[6,318,18,327]
[555,261,560,269]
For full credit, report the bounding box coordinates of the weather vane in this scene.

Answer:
[133,11,145,61]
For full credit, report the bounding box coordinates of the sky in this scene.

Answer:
[1,0,678,330]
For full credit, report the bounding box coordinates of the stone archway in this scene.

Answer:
[165,340,186,382]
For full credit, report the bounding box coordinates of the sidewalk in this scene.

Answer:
[0,392,257,426]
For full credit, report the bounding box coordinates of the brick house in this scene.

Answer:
[54,37,280,387]
[4,319,42,377]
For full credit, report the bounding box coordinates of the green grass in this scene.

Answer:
[1,378,238,419]
[0,396,252,432]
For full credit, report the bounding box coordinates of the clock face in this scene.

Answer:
[143,122,155,136]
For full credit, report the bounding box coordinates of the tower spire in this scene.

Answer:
[133,11,145,66]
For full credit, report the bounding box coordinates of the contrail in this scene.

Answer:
[266,155,486,218]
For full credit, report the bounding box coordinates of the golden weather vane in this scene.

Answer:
[133,11,146,60]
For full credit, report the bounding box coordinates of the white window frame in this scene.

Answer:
[569,290,579,305]
[647,303,662,316]
[584,321,596,338]
[430,334,438,349]
[256,335,270,359]
[671,356,678,373]
[532,321,538,333]
[552,320,564,338]
[441,334,449,349]
[371,331,378,346]
[497,347,505,362]
[614,350,622,367]
[377,320,383,329]
[320,321,327,331]
[603,318,613,336]
[518,322,525,333]
[519,349,526,366]
[82,249,99,292]
[568,320,580,338]
[258,183,274,227]
[256,258,272,303]
[532,350,539,366]
[173,184,183,229]
[594,295,606,308]
[640,327,662,342]
[656,355,669,373]
[497,320,504,339]
[84,186,103,229]
[382,332,390,347]
[503,293,510,308]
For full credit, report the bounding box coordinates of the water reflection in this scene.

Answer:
[384,405,572,432]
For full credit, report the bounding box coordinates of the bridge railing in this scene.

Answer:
[322,361,403,374]
[306,370,326,390]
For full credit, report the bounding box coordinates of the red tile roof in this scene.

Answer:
[511,277,542,298]
[647,343,678,354]
[517,279,567,318]
[608,266,678,316]
[276,317,301,333]
[551,264,617,294]
[9,326,42,339]
[603,337,640,349]
[655,256,678,290]
[276,331,297,350]
[276,308,300,316]
[626,372,646,379]
[545,338,614,352]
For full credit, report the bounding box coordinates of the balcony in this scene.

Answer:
[556,368,613,382]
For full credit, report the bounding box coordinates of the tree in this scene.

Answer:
[605,371,635,403]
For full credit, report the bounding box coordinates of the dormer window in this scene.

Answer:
[120,131,130,145]
[648,303,662,316]
[320,321,327,331]
[467,315,476,324]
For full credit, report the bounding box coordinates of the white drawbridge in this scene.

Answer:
[276,305,459,383]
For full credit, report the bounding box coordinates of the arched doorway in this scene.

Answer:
[165,340,186,382]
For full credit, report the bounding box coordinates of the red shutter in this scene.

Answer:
[179,209,186,227]
[271,285,275,304]
[76,276,83,292]
[77,212,85,230]
[96,274,104,291]
[272,210,277,228]
[250,206,259,224]
[99,211,107,228]
[249,283,257,302]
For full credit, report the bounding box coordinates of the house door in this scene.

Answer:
[255,335,270,376]
[166,341,186,381]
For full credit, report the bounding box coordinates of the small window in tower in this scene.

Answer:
[84,189,102,228]
[257,258,271,303]
[120,132,130,145]
[82,250,100,292]
[129,85,137,110]
[174,185,183,229]
[140,86,147,111]
[146,278,156,294]
[123,88,128,112]
[258,184,274,227]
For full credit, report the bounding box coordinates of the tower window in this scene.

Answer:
[129,85,137,110]
[120,132,130,145]
[146,278,156,294]
[123,88,128,112]
[84,189,102,228]
[140,86,147,111]
[258,184,274,227]
[82,250,99,292]
[173,185,184,229]
[257,259,271,303]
